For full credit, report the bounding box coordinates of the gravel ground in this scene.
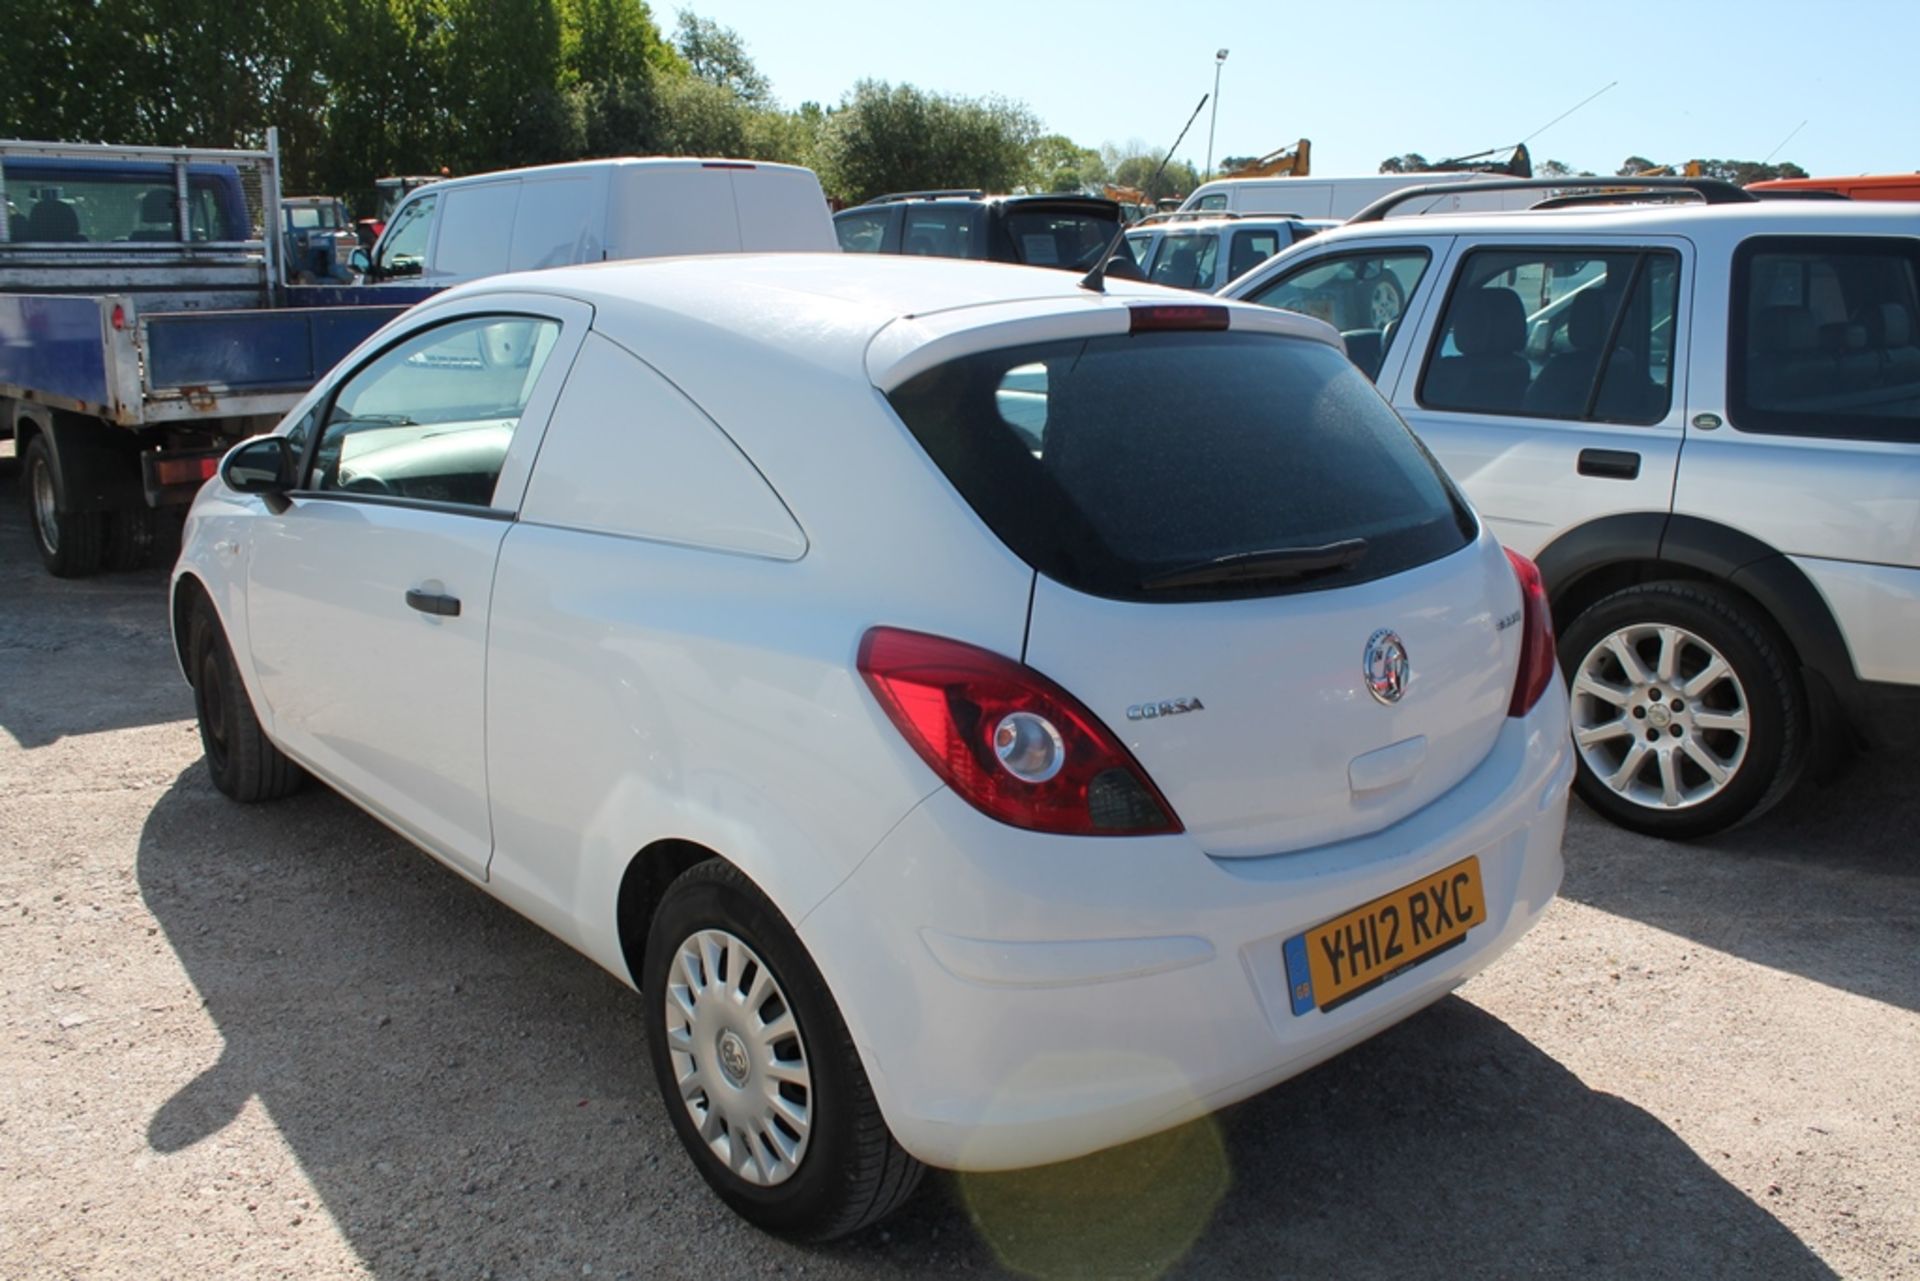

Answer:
[1,454,1915,1280]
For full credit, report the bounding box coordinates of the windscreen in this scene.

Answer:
[1002,207,1120,270]
[888,330,1476,601]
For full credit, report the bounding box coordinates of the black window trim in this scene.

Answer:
[1727,232,1920,444]
[291,308,564,519]
[1412,242,1680,427]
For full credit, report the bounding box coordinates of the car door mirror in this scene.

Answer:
[222,435,296,495]
[349,247,372,276]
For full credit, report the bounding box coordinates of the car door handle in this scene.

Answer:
[1577,448,1641,480]
[404,588,461,618]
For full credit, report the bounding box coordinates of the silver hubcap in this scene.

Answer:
[665,928,812,1187]
[1570,623,1751,811]
[29,456,59,555]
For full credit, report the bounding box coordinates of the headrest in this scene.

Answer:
[1452,288,1525,356]
[140,188,174,221]
[1754,306,1816,355]
[1565,290,1607,351]
[1868,303,1913,348]
[1820,322,1867,354]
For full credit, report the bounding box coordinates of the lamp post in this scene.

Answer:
[1205,48,1229,180]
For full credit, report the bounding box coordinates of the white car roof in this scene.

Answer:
[1304,198,1920,243]
[431,253,1344,390]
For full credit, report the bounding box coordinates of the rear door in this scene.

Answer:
[1391,234,1692,558]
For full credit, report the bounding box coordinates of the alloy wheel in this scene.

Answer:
[1570,622,1751,811]
[29,455,59,556]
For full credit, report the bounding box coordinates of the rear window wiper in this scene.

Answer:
[1140,539,1368,591]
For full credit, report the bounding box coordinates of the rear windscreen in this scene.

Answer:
[887,330,1476,601]
[1002,208,1120,270]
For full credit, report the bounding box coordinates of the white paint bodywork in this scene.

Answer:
[373,157,836,289]
[174,255,1569,1171]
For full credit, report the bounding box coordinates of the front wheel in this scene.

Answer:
[1560,581,1803,839]
[189,601,307,802]
[642,860,922,1239]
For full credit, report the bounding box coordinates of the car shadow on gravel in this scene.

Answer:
[0,470,189,749]
[137,766,1832,1281]
[1558,747,1919,1014]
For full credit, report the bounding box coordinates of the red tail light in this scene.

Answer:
[1505,549,1557,716]
[1129,304,1230,333]
[857,627,1181,836]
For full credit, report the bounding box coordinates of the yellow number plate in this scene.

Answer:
[1282,857,1486,1015]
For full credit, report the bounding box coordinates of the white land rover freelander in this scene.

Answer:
[1227,179,1920,838]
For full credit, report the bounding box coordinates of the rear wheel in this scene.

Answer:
[22,434,103,578]
[1560,581,1802,839]
[642,860,922,1239]
[189,601,306,802]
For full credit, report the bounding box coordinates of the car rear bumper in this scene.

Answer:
[797,693,1573,1172]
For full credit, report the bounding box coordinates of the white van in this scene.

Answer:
[1181,171,1544,220]
[357,157,834,286]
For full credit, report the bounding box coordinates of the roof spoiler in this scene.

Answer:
[1346,175,1757,224]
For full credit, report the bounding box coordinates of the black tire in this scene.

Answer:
[104,507,157,572]
[21,434,104,578]
[642,860,923,1240]
[1559,580,1804,839]
[189,601,306,802]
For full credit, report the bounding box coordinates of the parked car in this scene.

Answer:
[1123,212,1330,292]
[174,255,1570,1238]
[354,157,835,287]
[1180,170,1545,220]
[1223,178,1920,837]
[281,195,357,283]
[833,191,1122,271]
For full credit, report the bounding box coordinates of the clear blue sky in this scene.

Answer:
[683,0,1918,177]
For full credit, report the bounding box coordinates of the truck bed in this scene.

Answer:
[0,293,413,427]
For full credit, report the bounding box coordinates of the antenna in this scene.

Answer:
[1519,80,1618,147]
[1763,119,1809,164]
[1079,93,1210,294]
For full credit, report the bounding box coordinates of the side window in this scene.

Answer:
[1244,249,1431,380]
[900,206,975,258]
[1124,234,1154,269]
[308,314,562,509]
[1731,235,1920,443]
[377,195,436,277]
[1149,232,1219,290]
[1196,194,1229,212]
[283,408,314,456]
[1227,229,1282,283]
[1417,248,1677,424]
[835,208,892,253]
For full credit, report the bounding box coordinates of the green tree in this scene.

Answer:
[673,11,771,108]
[1379,153,1431,174]
[1110,152,1199,202]
[1029,134,1105,193]
[816,80,1038,203]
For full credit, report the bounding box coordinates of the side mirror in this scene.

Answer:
[349,247,372,276]
[222,435,295,495]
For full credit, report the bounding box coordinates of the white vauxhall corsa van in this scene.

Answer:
[356,157,834,286]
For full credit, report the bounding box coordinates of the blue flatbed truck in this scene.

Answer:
[0,134,435,575]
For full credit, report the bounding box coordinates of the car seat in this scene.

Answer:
[129,188,177,241]
[1422,288,1529,412]
[24,196,83,242]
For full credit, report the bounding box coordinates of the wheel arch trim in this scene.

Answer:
[1535,512,1866,732]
